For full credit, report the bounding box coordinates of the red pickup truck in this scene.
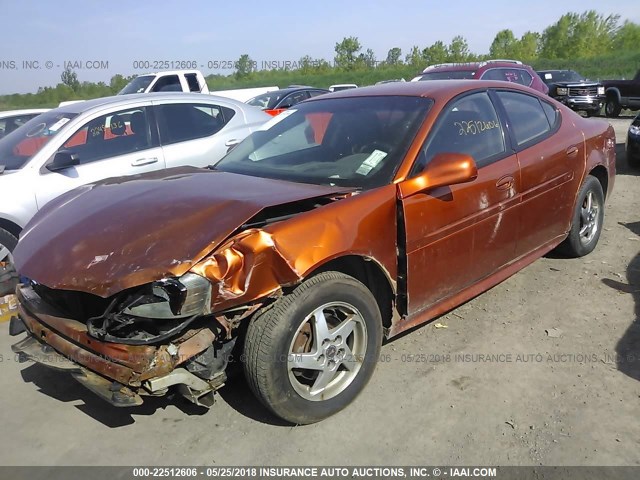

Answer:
[603,69,640,117]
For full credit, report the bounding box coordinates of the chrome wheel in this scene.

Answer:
[579,191,600,246]
[287,302,368,401]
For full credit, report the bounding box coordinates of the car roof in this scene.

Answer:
[315,80,541,100]
[50,93,251,114]
[274,87,328,94]
[423,61,529,73]
[0,108,49,118]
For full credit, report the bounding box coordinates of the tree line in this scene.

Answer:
[1,10,639,110]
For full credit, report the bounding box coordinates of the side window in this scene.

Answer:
[61,107,151,164]
[496,91,551,146]
[413,91,505,174]
[281,91,309,108]
[541,101,560,129]
[0,114,38,138]
[482,68,532,86]
[151,75,182,92]
[308,90,327,99]
[185,73,201,92]
[156,103,229,145]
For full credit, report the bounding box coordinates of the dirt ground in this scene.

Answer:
[0,115,638,467]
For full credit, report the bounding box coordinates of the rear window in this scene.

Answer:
[497,91,553,146]
[416,70,476,80]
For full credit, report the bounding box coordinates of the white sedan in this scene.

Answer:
[0,93,269,294]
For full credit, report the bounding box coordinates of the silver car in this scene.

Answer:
[0,93,269,294]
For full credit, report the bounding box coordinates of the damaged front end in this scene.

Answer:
[11,275,238,408]
[10,227,304,409]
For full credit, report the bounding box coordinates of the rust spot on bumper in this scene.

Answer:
[16,285,215,387]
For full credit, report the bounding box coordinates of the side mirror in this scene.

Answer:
[398,152,478,199]
[46,150,80,172]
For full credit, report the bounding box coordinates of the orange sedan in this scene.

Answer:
[11,81,615,424]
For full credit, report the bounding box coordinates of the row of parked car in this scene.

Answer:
[408,59,640,119]
[1,60,638,296]
[0,63,626,424]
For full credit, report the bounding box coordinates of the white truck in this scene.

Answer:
[118,70,278,102]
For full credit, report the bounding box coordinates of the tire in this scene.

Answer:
[0,227,19,296]
[557,176,605,258]
[605,97,621,118]
[243,271,382,424]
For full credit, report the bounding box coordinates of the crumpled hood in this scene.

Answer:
[14,167,347,297]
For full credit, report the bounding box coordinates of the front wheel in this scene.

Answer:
[243,271,382,424]
[0,228,19,296]
[605,97,621,118]
[557,176,605,258]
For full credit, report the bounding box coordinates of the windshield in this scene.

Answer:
[0,110,78,170]
[119,75,154,95]
[417,70,476,80]
[246,91,284,109]
[539,70,585,84]
[215,96,432,189]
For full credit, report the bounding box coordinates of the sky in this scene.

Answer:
[0,0,638,94]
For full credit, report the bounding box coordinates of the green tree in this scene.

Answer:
[489,29,518,58]
[234,54,255,79]
[358,48,377,69]
[405,45,423,70]
[334,36,362,69]
[613,20,640,51]
[60,68,80,92]
[448,35,472,62]
[109,74,130,93]
[385,47,402,65]
[422,41,449,65]
[517,31,540,60]
[540,11,619,59]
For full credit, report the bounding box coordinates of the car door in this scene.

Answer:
[155,101,244,168]
[35,105,165,209]
[400,91,521,315]
[493,90,580,257]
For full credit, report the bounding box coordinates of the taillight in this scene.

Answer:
[265,109,286,116]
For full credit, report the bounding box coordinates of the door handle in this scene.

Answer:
[566,145,579,157]
[496,175,514,191]
[131,157,158,167]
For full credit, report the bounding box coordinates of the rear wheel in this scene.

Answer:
[605,97,621,118]
[243,271,382,424]
[0,228,19,296]
[557,176,604,258]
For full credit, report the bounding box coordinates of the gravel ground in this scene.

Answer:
[0,115,637,467]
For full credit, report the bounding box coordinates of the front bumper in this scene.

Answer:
[11,284,220,407]
[559,95,604,112]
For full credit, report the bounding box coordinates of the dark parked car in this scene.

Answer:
[11,81,615,424]
[412,60,549,95]
[628,113,640,167]
[246,87,329,116]
[537,69,604,116]
[602,69,640,118]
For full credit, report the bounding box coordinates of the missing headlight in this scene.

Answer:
[86,273,214,344]
[124,273,212,319]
